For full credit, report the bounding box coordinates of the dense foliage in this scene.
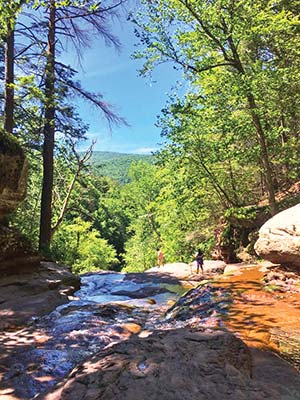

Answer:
[90,151,153,183]
[1,0,300,273]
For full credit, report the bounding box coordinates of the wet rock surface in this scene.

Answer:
[2,265,300,399]
[40,328,300,400]
[164,284,232,324]
[0,270,189,399]
[0,304,148,399]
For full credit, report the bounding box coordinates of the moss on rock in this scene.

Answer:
[0,129,24,156]
[0,129,27,220]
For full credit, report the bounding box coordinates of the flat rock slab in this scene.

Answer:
[148,261,226,280]
[0,261,80,330]
[39,328,300,400]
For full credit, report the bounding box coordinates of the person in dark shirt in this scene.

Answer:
[195,249,204,274]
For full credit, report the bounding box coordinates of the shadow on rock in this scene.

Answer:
[38,327,300,400]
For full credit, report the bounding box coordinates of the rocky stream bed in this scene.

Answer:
[2,262,300,399]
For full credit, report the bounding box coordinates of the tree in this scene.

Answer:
[36,0,127,252]
[0,1,127,252]
[122,161,162,270]
[4,20,15,134]
[39,0,56,252]
[50,140,95,239]
[131,0,300,215]
[156,70,264,208]
[1,0,28,133]
[51,217,118,273]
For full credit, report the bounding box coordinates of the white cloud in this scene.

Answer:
[132,147,158,155]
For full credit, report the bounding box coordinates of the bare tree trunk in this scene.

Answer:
[39,0,56,253]
[4,24,14,134]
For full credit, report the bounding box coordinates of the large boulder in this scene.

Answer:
[254,204,300,267]
[39,328,300,400]
[0,130,27,221]
[0,261,80,330]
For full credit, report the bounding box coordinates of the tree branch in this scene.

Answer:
[51,140,95,237]
[56,76,128,128]
[180,0,233,63]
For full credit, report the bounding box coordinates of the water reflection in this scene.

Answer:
[217,266,300,369]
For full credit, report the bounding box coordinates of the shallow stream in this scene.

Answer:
[0,271,191,399]
[1,266,300,399]
[220,266,300,368]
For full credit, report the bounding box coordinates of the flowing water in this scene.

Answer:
[154,265,300,369]
[219,266,300,368]
[0,271,191,399]
[1,266,300,399]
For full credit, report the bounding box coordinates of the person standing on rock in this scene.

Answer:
[195,249,204,274]
[157,248,165,267]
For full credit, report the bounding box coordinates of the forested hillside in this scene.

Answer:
[1,0,300,274]
[90,151,153,183]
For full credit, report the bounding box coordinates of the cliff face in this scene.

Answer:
[0,130,38,273]
[0,130,27,221]
[0,132,80,329]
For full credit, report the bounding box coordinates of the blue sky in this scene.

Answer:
[64,3,182,154]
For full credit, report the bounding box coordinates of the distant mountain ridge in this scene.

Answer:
[89,151,154,183]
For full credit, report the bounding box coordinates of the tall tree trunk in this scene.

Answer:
[39,0,56,253]
[246,93,277,215]
[4,24,14,134]
[228,37,277,215]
